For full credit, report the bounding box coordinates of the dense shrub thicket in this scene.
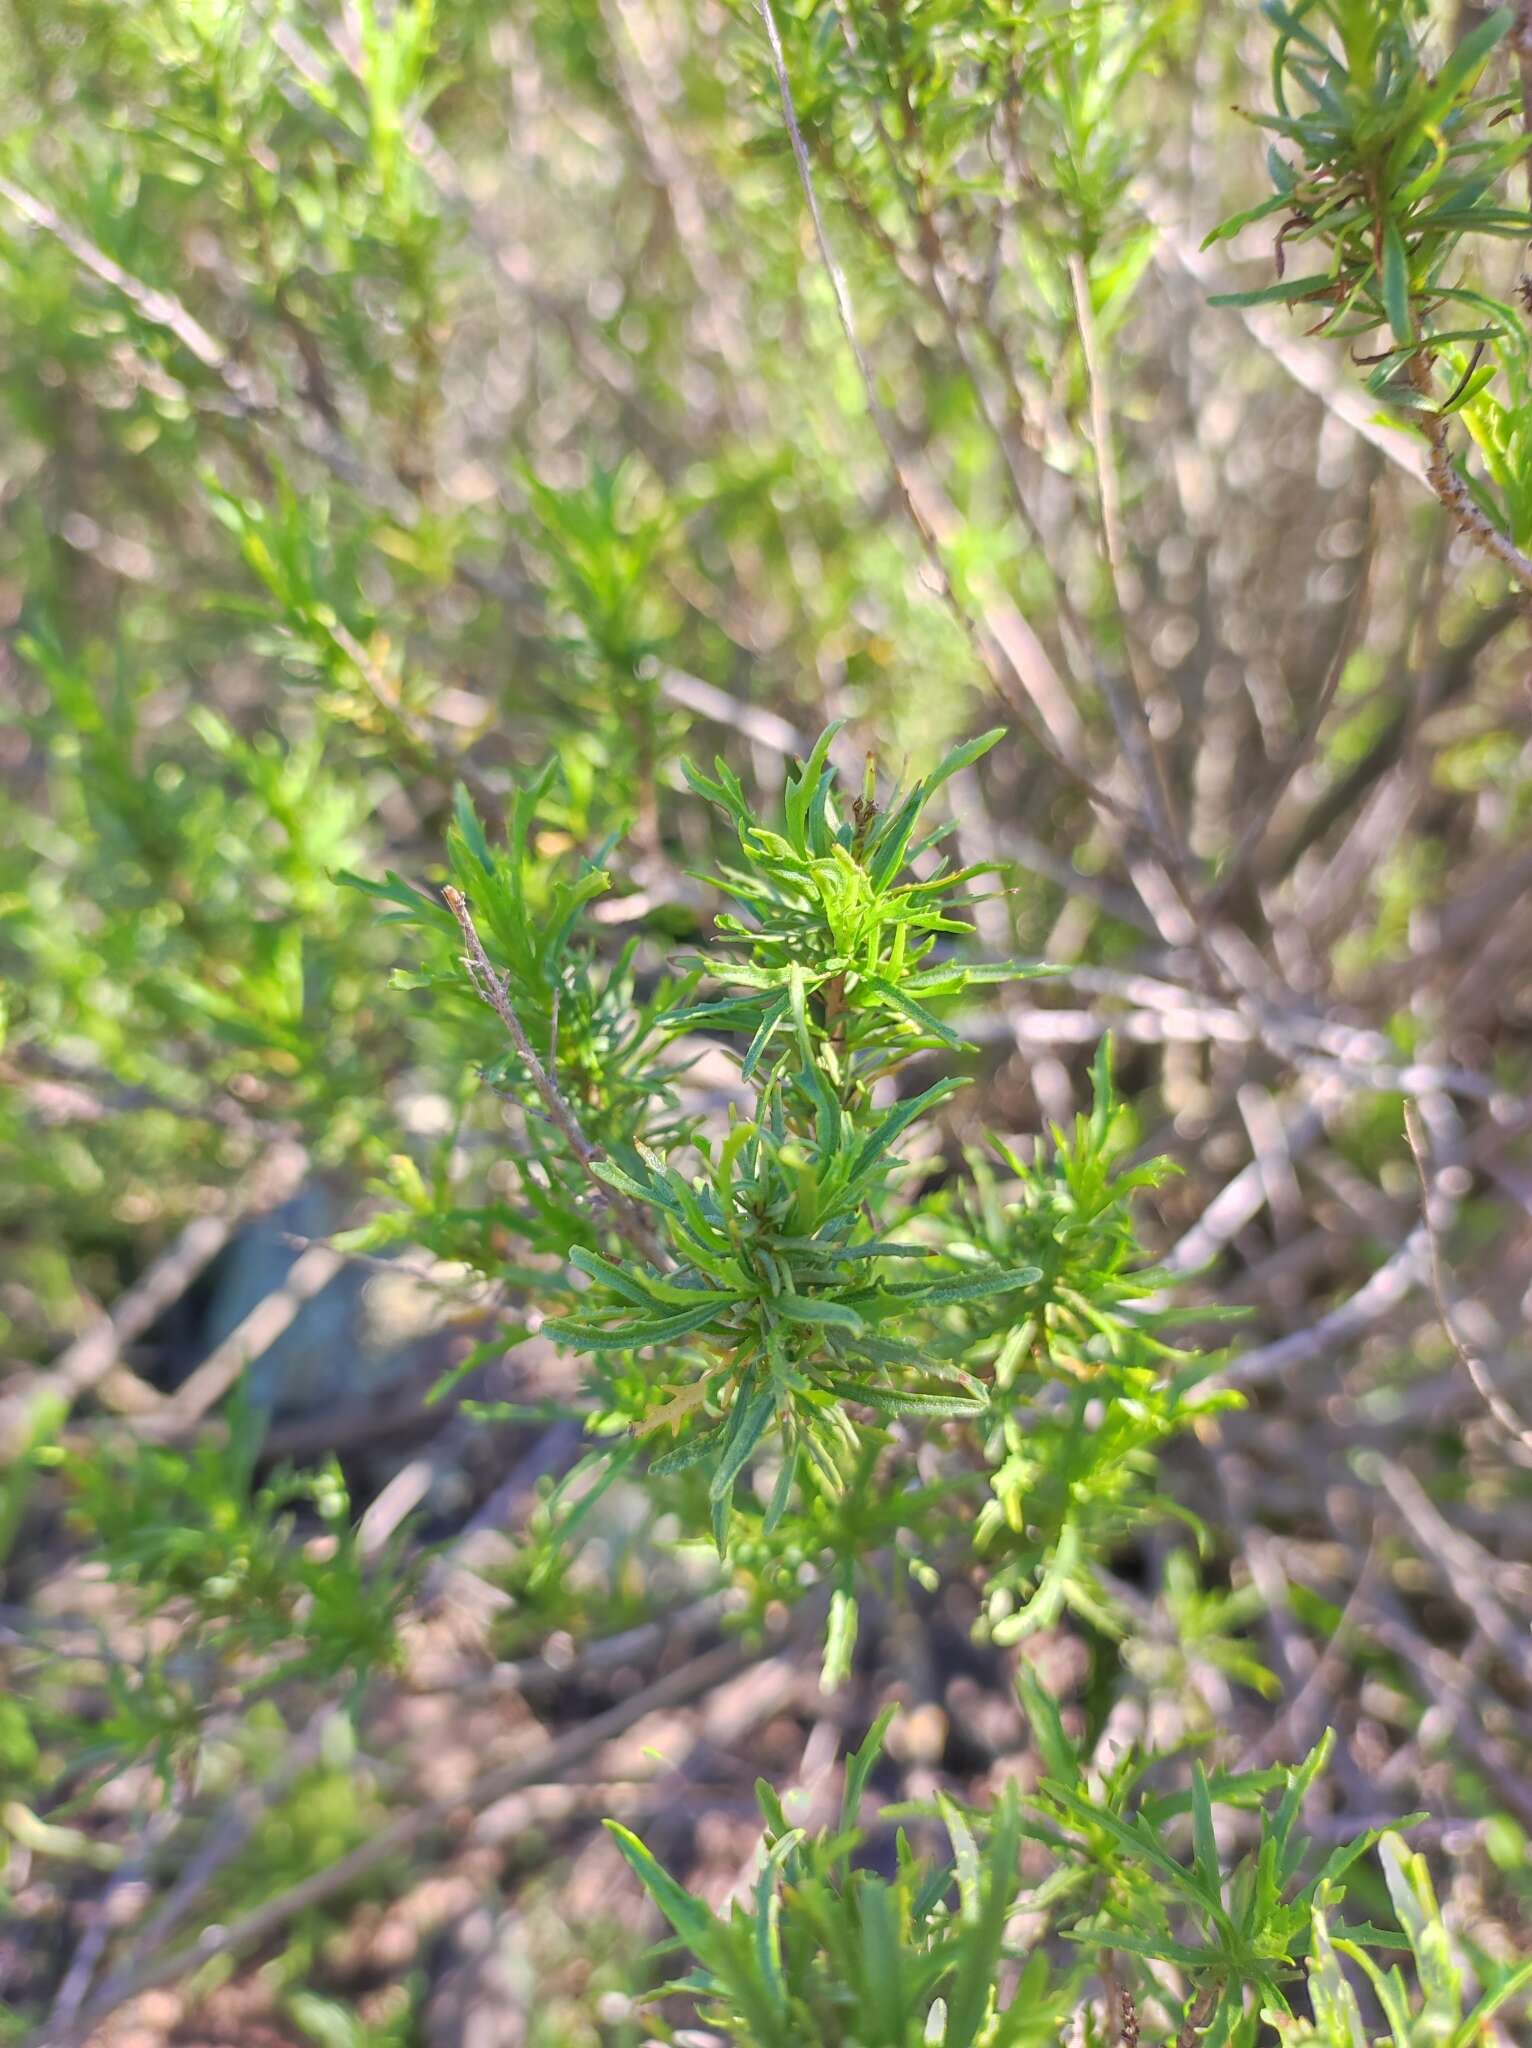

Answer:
[1,2,1530,2044]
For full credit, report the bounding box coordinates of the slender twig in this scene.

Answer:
[1515,3,1532,202]
[1375,1458,1532,1687]
[825,4,1089,760]
[1236,1538,1378,1772]
[1422,421,1532,591]
[1410,356,1532,592]
[426,1591,730,1704]
[0,1142,308,1458]
[1404,1102,1532,1462]
[602,0,764,431]
[1163,1095,1335,1276]
[0,174,379,497]
[1352,1584,1532,1831]
[753,0,1143,836]
[47,1802,181,2030]
[39,1638,757,2048]
[1263,594,1521,888]
[0,175,514,813]
[444,889,596,1165]
[391,1411,581,1644]
[442,886,668,1266]
[143,1241,347,1434]
[658,666,805,755]
[1177,1988,1215,2048]
[1119,1988,1141,2048]
[0,176,257,400]
[109,1710,337,1987]
[1210,482,1377,906]
[1066,248,1184,863]
[1146,193,1429,487]
[322,612,467,785]
[1219,1226,1432,1389]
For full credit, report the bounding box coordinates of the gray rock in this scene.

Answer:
[194,1185,448,1419]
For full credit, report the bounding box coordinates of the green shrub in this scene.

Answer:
[2,0,1529,2039]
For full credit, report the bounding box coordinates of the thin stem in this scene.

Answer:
[1515,2,1532,205]
[1410,354,1532,593]
[442,885,668,1266]
[753,0,1144,838]
[1404,1101,1532,1462]
[1209,479,1378,908]
[1065,248,1185,863]
[42,1638,757,2048]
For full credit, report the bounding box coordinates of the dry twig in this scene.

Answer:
[1404,1101,1532,1463]
[36,1636,759,2048]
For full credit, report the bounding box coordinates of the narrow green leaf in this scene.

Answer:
[548,1298,729,1351]
[451,782,495,875]
[1453,1957,1532,2046]
[784,722,843,854]
[938,1792,982,1921]
[880,1264,1041,1305]
[857,1876,906,2041]
[1381,220,1413,344]
[603,1822,717,1945]
[1208,276,1342,310]
[709,1385,776,1501]
[817,1378,986,1419]
[646,1426,722,1478]
[943,1793,1020,2048]
[752,1830,802,2009]
[841,1703,898,1833]
[1015,1664,1077,1786]
[776,1294,864,1332]
[742,992,790,1078]
[822,1585,859,1691]
[762,1444,797,1532]
[1191,1762,1222,1901]
[568,1247,658,1309]
[925,727,1005,800]
[1432,8,1514,109]
[846,1078,969,1193]
[865,975,967,1049]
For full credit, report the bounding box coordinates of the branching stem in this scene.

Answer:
[753,0,1149,842]
[443,885,668,1266]
[1065,249,1185,865]
[1409,354,1532,594]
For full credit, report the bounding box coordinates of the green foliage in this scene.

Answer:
[347,762,689,1171]
[358,729,1219,1671]
[3,0,1528,2038]
[209,1720,398,1984]
[1208,1,1532,546]
[1274,1834,1532,2046]
[1043,1731,1406,2044]
[1127,1549,1282,1708]
[58,1416,407,1696]
[737,0,1186,383]
[948,1040,1235,1641]
[605,1708,1080,2048]
[287,1984,423,2048]
[9,628,380,1107]
[601,1701,1511,2048]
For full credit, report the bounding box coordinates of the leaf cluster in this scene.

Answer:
[57,1416,407,1691]
[350,727,1213,1679]
[606,1705,1079,2048]
[946,1043,1237,1641]
[1208,2,1532,544]
[603,1694,1512,2048]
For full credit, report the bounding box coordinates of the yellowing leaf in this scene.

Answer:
[636,1380,710,1436]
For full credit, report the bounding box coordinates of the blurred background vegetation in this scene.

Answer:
[1,0,1530,2042]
